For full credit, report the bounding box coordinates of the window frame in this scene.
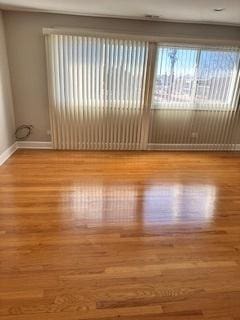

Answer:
[151,43,240,111]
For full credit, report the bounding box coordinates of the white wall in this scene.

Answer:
[3,11,240,142]
[0,11,15,154]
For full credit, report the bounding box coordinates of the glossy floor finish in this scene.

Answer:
[0,150,240,320]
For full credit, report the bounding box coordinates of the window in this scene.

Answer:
[152,45,240,110]
[46,34,150,149]
[66,37,148,109]
[45,30,240,150]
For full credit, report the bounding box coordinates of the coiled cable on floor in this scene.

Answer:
[15,125,33,140]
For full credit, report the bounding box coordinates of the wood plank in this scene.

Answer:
[0,150,240,319]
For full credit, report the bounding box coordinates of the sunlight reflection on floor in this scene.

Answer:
[61,182,217,226]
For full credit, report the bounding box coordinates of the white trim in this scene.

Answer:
[0,141,54,166]
[17,141,53,149]
[1,141,239,167]
[43,27,240,47]
[43,27,152,41]
[15,142,240,151]
[0,142,18,166]
[148,143,240,151]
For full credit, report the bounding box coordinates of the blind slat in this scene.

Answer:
[46,34,149,150]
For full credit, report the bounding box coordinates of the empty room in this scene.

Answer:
[0,0,240,319]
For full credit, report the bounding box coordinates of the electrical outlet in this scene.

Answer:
[191,132,198,139]
[47,130,51,137]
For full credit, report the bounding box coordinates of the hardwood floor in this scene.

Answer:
[0,149,240,320]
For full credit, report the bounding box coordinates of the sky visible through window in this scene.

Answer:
[153,46,240,109]
[66,38,239,109]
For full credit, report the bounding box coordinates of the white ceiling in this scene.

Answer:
[0,0,240,26]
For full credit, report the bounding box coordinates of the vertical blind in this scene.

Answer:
[45,31,240,151]
[150,44,240,150]
[45,34,152,150]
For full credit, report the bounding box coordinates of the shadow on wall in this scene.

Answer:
[150,109,240,144]
[0,12,15,153]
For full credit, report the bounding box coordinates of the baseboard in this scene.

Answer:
[17,141,53,149]
[148,143,240,151]
[1,141,239,166]
[0,142,18,166]
[0,141,54,166]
